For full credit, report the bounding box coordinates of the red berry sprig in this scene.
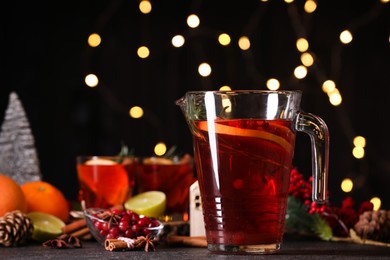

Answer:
[288,167,374,237]
[289,168,330,214]
[289,168,313,207]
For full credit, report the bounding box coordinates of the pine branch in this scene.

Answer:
[285,196,333,241]
[311,213,333,241]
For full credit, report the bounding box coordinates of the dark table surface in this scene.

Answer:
[2,235,389,259]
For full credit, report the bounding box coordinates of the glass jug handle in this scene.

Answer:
[294,111,329,203]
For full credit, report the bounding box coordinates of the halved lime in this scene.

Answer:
[124,191,166,218]
[27,212,65,242]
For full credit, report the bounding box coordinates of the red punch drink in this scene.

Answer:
[137,154,196,217]
[77,156,136,209]
[177,90,329,254]
[193,119,296,250]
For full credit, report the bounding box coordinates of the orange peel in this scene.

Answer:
[197,121,293,152]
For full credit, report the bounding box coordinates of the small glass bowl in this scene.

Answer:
[84,208,164,245]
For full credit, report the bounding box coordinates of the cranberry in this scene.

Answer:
[109,226,120,237]
[94,220,102,230]
[137,217,150,227]
[99,229,108,236]
[120,214,131,222]
[119,220,129,231]
[261,121,269,129]
[131,213,140,223]
[143,228,152,236]
[101,222,110,231]
[149,219,160,228]
[233,178,244,189]
[106,233,116,239]
[124,229,134,238]
[110,209,121,215]
[131,224,139,233]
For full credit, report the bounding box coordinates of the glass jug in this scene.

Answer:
[176,90,329,254]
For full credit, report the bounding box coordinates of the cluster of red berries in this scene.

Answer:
[289,167,327,214]
[289,167,374,237]
[90,209,161,240]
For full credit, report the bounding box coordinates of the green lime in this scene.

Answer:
[27,212,65,242]
[124,191,166,218]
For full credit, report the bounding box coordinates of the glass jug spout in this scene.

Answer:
[175,96,186,114]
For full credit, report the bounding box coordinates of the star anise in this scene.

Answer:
[97,210,121,228]
[58,234,82,248]
[42,238,69,249]
[135,234,156,252]
[42,235,82,249]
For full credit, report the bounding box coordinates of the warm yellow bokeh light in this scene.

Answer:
[296,38,309,52]
[329,93,342,106]
[88,33,101,47]
[85,74,99,87]
[380,0,389,3]
[328,88,342,106]
[340,30,353,44]
[370,197,381,211]
[341,178,353,193]
[218,33,231,46]
[238,36,250,50]
[219,85,231,91]
[154,142,167,156]
[322,80,336,93]
[137,46,150,58]
[187,14,200,28]
[284,0,294,3]
[304,0,317,13]
[301,52,314,67]
[129,106,144,119]
[139,0,152,14]
[353,136,366,148]
[266,78,280,90]
[294,65,307,79]
[171,35,185,47]
[198,63,212,77]
[352,146,365,159]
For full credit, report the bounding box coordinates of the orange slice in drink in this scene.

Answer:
[197,121,293,152]
[85,158,117,165]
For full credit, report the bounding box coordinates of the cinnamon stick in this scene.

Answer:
[80,233,92,240]
[70,227,90,238]
[105,238,136,251]
[62,218,87,234]
[167,236,207,247]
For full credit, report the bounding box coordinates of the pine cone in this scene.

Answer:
[0,210,34,246]
[354,210,390,243]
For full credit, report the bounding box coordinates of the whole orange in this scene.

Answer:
[21,181,70,222]
[0,174,28,217]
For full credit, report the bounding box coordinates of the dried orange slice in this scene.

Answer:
[197,121,293,152]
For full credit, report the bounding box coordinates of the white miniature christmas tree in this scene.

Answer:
[0,92,41,184]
